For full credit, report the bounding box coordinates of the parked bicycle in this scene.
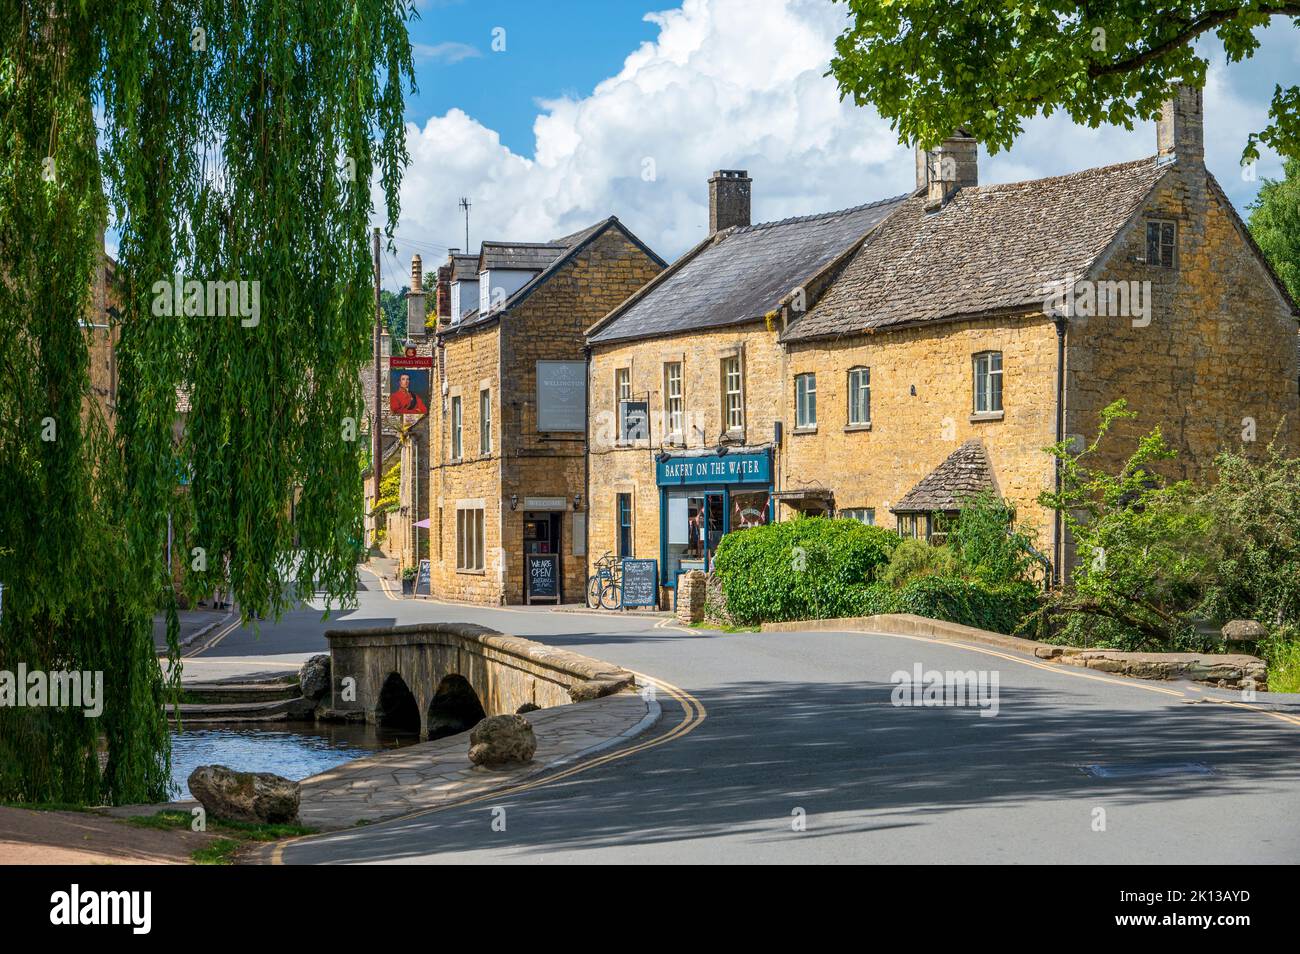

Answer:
[586,551,623,610]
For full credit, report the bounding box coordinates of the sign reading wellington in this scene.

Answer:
[536,360,586,432]
[390,347,432,415]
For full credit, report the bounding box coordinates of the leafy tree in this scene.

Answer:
[381,286,409,351]
[1036,401,1212,646]
[829,1,1300,163]
[1247,157,1300,300]
[0,1,414,804]
[945,491,1044,588]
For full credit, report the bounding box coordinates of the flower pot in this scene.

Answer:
[401,577,415,595]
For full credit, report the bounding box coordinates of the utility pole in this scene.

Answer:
[372,227,382,506]
[459,197,471,251]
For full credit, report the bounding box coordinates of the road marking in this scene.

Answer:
[268,672,706,865]
[183,615,242,658]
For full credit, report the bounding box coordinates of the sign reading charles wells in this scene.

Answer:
[536,360,586,432]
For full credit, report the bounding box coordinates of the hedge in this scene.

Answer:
[889,575,1039,636]
[712,517,899,625]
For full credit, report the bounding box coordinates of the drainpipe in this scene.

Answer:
[1052,313,1068,588]
[583,343,592,571]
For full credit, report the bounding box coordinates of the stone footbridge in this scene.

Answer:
[325,622,637,740]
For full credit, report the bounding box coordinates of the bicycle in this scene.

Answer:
[586,551,623,610]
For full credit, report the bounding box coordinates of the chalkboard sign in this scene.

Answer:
[414,559,431,597]
[620,558,659,609]
[526,553,559,604]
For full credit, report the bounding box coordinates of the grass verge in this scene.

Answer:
[124,809,317,864]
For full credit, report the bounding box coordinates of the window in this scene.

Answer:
[898,513,927,540]
[972,351,1003,414]
[722,355,744,432]
[450,395,463,459]
[479,389,491,455]
[795,373,817,428]
[616,368,631,405]
[664,362,683,441]
[617,493,633,558]
[847,367,871,426]
[1146,220,1176,267]
[456,506,484,571]
[840,507,875,525]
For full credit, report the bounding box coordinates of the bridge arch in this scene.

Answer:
[376,672,421,734]
[426,674,487,740]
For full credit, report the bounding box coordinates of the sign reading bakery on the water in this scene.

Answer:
[390,348,432,415]
[656,450,771,486]
[536,360,586,432]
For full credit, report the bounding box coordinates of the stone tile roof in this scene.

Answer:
[441,217,664,338]
[587,196,907,345]
[479,241,568,272]
[449,253,479,282]
[784,157,1170,342]
[892,439,997,513]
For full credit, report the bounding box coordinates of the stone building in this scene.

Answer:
[585,172,903,605]
[426,217,664,604]
[585,86,1299,602]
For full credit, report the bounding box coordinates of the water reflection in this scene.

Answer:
[169,722,419,799]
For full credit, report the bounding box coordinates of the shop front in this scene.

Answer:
[655,446,773,591]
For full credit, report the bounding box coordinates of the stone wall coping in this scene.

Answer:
[760,613,1266,687]
[325,622,634,688]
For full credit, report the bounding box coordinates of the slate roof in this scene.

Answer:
[587,196,907,345]
[893,440,998,513]
[784,157,1171,342]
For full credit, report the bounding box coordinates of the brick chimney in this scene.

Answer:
[916,130,978,211]
[435,262,452,323]
[406,254,426,336]
[709,169,751,234]
[1157,84,1204,165]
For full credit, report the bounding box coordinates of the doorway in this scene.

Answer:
[523,511,563,602]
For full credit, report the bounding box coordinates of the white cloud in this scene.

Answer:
[413,41,481,65]
[384,0,1295,272]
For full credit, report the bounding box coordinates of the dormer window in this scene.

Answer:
[1146,220,1176,267]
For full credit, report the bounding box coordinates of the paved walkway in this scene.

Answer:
[293,691,659,831]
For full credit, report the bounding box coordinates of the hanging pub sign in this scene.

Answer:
[390,347,432,415]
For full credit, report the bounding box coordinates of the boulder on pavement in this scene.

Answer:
[188,764,301,824]
[516,702,541,714]
[1222,619,1268,643]
[467,715,536,766]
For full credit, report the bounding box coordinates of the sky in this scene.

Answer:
[377,0,1300,289]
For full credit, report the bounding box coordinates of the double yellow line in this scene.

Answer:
[268,671,706,864]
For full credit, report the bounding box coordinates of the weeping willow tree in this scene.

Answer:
[0,0,414,804]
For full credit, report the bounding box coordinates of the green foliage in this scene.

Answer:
[880,538,960,588]
[829,1,1296,164]
[946,491,1043,587]
[1037,400,1211,648]
[1247,158,1300,314]
[381,287,409,351]
[712,517,898,625]
[892,576,1040,636]
[375,460,401,514]
[0,1,413,805]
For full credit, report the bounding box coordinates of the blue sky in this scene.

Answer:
[379,0,1300,290]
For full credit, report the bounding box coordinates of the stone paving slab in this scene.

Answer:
[296,691,659,831]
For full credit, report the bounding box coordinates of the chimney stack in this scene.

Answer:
[916,130,978,211]
[709,169,752,234]
[1157,84,1204,165]
[406,254,427,336]
[435,263,452,323]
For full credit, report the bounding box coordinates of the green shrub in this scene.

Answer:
[880,538,960,588]
[892,575,1039,635]
[946,491,1043,587]
[712,517,899,625]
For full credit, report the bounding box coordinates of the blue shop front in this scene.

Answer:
[655,446,773,590]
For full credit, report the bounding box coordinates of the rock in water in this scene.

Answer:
[188,764,301,824]
[467,715,537,766]
[298,654,332,701]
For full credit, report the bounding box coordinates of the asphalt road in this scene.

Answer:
[188,568,1300,864]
